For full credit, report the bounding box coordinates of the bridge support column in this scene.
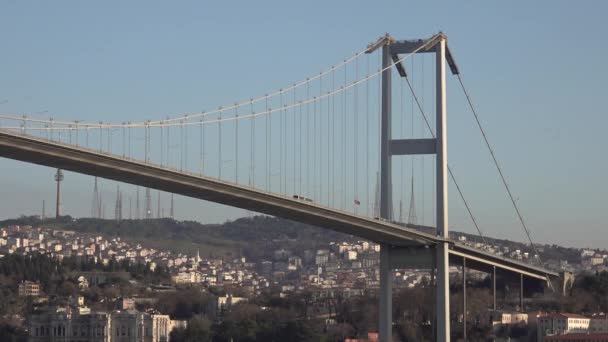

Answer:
[519,274,524,312]
[379,245,392,341]
[462,258,467,341]
[436,243,450,341]
[435,35,451,342]
[378,35,393,342]
[492,265,497,310]
[430,255,437,341]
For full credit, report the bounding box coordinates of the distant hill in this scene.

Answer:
[0,215,357,260]
[0,215,588,264]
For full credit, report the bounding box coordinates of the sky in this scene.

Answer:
[0,1,606,248]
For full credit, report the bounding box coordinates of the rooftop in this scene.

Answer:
[544,333,608,341]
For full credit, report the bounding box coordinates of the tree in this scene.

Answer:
[0,321,27,342]
[171,316,212,342]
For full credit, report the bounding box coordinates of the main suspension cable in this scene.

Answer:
[0,35,440,131]
[404,76,489,246]
[456,74,543,265]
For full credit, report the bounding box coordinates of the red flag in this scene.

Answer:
[354,199,361,206]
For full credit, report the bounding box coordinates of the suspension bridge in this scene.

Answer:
[0,33,564,341]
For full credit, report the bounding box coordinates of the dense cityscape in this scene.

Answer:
[0,215,606,341]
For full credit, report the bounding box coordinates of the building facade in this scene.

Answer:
[538,313,591,342]
[590,314,608,333]
[28,308,173,342]
[544,333,608,342]
[18,280,41,296]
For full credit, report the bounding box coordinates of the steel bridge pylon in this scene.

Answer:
[369,32,454,342]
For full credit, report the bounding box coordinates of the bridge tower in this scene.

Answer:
[368,33,452,342]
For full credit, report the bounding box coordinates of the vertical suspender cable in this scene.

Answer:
[219,108,222,180]
[265,96,270,191]
[421,55,425,225]
[354,58,359,214]
[185,115,189,172]
[235,104,239,184]
[75,122,79,147]
[107,125,111,154]
[202,116,206,176]
[279,90,284,194]
[318,73,323,202]
[366,55,370,216]
[400,78,405,222]
[331,69,336,208]
[124,124,128,159]
[164,121,168,167]
[179,120,183,171]
[199,118,203,175]
[251,100,255,188]
[342,61,347,210]
[410,59,415,222]
[326,89,331,206]
[313,96,317,200]
[269,103,272,192]
[293,86,296,196]
[299,101,303,196]
[306,80,310,199]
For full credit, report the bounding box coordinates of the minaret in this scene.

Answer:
[91,177,101,218]
[54,169,64,218]
[42,200,46,220]
[170,194,175,219]
[145,188,152,219]
[114,185,123,221]
[136,187,140,219]
[195,249,201,264]
[157,191,161,219]
[407,175,417,225]
[373,172,380,218]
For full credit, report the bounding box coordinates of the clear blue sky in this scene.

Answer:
[0,1,606,248]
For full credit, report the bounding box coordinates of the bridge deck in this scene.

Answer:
[0,130,559,283]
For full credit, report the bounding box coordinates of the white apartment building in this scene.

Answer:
[538,313,591,341]
[590,314,608,333]
[28,308,175,342]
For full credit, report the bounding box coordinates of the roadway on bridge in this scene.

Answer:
[0,130,559,283]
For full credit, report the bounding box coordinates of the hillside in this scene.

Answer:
[0,215,593,264]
